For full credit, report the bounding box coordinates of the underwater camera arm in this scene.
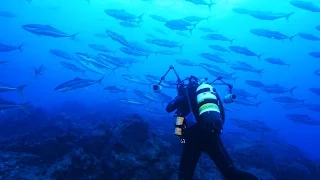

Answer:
[152,65,181,93]
[152,66,237,103]
[209,76,236,103]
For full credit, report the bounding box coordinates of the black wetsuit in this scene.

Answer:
[166,85,259,180]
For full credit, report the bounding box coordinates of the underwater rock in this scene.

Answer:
[0,110,318,179]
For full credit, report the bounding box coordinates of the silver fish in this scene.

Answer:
[123,75,149,85]
[54,77,104,92]
[119,98,144,105]
[22,24,78,40]
[0,83,28,98]
[0,99,30,112]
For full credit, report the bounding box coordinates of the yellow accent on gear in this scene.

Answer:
[196,83,220,115]
[199,103,220,115]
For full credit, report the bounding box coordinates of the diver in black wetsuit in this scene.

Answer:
[166,76,259,180]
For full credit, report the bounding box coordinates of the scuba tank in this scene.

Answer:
[196,81,223,131]
[196,83,221,115]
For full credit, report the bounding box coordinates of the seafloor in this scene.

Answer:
[0,103,319,180]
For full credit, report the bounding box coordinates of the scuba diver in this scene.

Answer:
[152,66,259,180]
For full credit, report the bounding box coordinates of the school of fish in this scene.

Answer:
[1,0,320,129]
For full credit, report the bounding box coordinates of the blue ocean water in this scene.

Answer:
[1,0,320,179]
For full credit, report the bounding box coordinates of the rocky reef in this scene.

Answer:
[0,107,319,180]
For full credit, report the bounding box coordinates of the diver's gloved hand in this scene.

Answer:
[169,95,183,106]
[174,95,184,101]
[166,95,184,113]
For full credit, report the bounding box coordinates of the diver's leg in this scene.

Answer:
[178,127,201,180]
[205,134,259,180]
[205,133,235,179]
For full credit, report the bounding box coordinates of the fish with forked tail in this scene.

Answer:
[0,83,28,98]
[229,46,263,59]
[209,45,230,53]
[231,88,259,99]
[104,86,128,93]
[164,19,196,35]
[22,24,78,40]
[261,84,298,95]
[264,58,290,67]
[145,38,183,50]
[104,9,144,24]
[309,52,320,58]
[200,53,229,63]
[293,33,320,41]
[149,14,168,23]
[245,80,266,88]
[49,49,77,60]
[233,97,262,107]
[229,62,264,76]
[290,0,320,12]
[119,98,144,105]
[250,29,296,41]
[54,77,104,92]
[133,89,162,102]
[88,44,117,55]
[76,53,107,75]
[286,114,320,125]
[232,8,294,21]
[60,61,85,75]
[123,75,149,85]
[0,43,23,52]
[0,99,30,112]
[185,0,216,11]
[273,96,304,103]
[249,11,294,21]
[202,33,235,44]
[176,59,199,66]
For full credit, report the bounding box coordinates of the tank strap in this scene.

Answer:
[185,88,199,123]
[196,87,210,94]
[196,87,216,95]
[198,98,219,107]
